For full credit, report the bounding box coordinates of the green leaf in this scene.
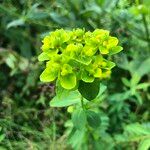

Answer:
[50,12,68,25]
[86,110,100,128]
[109,91,131,102]
[78,79,100,100]
[72,108,87,130]
[131,58,150,85]
[27,4,49,20]
[0,134,5,142]
[125,123,150,136]
[40,67,57,82]
[38,52,50,61]
[106,60,116,69]
[7,19,25,29]
[81,70,94,83]
[138,138,150,150]
[108,37,118,47]
[74,55,92,65]
[109,46,123,55]
[94,68,102,78]
[95,83,107,98]
[121,77,130,87]
[135,58,150,77]
[50,89,81,107]
[5,54,16,69]
[68,128,85,149]
[60,73,76,89]
[136,83,150,90]
[99,46,109,54]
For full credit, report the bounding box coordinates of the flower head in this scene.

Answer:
[38,29,123,89]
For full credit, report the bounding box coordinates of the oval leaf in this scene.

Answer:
[40,68,57,82]
[78,79,100,100]
[60,73,76,89]
[86,110,100,128]
[72,108,87,130]
[50,90,80,107]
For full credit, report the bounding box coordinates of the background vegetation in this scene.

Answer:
[0,0,150,149]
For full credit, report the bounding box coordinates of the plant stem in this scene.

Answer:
[142,14,150,50]
[81,95,85,110]
[137,0,150,50]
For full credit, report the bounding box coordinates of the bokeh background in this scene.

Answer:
[0,0,150,149]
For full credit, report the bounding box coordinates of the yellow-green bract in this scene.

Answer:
[38,29,123,89]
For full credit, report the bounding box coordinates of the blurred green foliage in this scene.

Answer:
[0,0,150,149]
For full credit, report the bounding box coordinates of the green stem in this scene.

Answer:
[137,0,150,50]
[81,95,85,110]
[142,14,150,50]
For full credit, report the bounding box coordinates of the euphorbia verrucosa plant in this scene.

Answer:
[38,29,123,148]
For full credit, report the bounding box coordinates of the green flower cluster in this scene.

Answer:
[38,29,123,89]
